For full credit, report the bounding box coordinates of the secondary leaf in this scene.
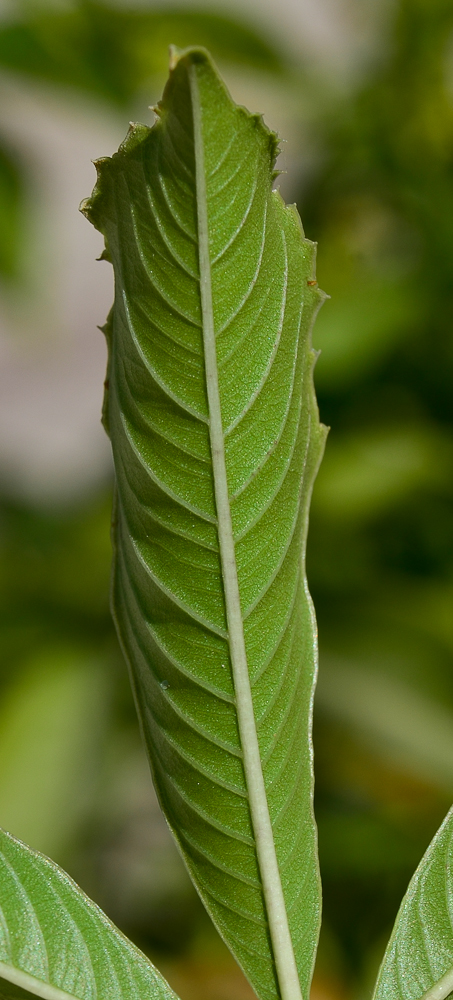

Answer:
[0,827,179,1000]
[373,807,453,1000]
[82,46,326,1000]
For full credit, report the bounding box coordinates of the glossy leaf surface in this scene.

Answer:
[373,807,453,1000]
[83,47,326,1000]
[0,828,178,1000]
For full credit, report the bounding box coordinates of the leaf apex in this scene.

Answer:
[168,43,212,69]
[167,43,230,85]
[169,44,179,71]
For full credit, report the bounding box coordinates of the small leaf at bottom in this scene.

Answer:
[373,806,453,1000]
[0,828,179,1000]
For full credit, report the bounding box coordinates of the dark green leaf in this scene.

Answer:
[83,46,326,1000]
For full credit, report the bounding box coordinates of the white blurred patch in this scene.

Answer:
[0,79,124,504]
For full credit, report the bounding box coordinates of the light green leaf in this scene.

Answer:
[373,807,453,1000]
[0,827,179,1000]
[0,649,106,862]
[313,425,452,523]
[82,46,326,1000]
[312,279,417,389]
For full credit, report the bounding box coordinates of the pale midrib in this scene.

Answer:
[189,62,303,1000]
[0,962,78,1000]
[417,965,453,1000]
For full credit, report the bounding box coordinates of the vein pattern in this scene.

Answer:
[82,46,327,1000]
[0,828,178,1000]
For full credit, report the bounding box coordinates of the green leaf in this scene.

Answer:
[373,807,453,1000]
[0,827,179,1000]
[82,46,326,1000]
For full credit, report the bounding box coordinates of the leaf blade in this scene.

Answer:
[0,828,178,1000]
[373,807,453,1000]
[83,46,326,1000]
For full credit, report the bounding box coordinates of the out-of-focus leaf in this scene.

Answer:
[83,46,326,1000]
[310,196,422,389]
[313,280,418,389]
[0,827,180,1000]
[390,582,453,655]
[317,812,421,877]
[0,2,284,105]
[0,498,112,623]
[317,661,453,792]
[0,649,106,861]
[0,140,24,280]
[373,806,453,1000]
[313,426,452,522]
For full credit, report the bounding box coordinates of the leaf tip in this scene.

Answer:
[169,44,181,71]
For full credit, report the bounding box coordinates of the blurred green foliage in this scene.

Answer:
[0,1,283,106]
[301,0,453,986]
[0,142,24,279]
[0,0,453,997]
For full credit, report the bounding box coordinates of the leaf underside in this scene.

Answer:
[0,827,178,1000]
[83,46,326,1000]
[373,807,453,1000]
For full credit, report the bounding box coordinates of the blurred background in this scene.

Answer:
[0,0,452,997]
